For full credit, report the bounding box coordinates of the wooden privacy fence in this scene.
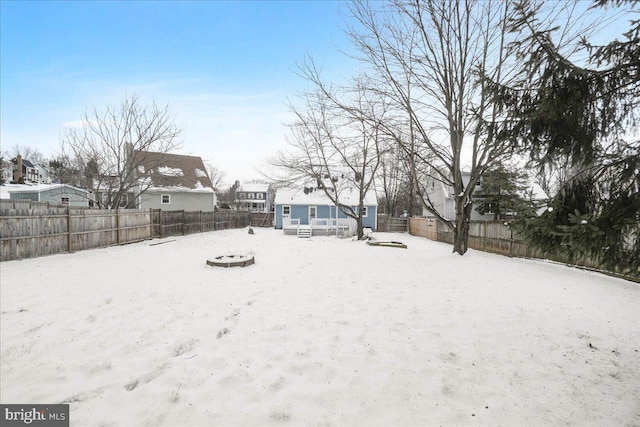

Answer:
[0,200,253,261]
[151,210,251,238]
[1,201,151,261]
[250,212,274,228]
[377,216,409,232]
[408,217,623,275]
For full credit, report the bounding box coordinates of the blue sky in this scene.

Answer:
[1,0,354,185]
[2,1,634,187]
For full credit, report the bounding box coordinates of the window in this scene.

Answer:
[237,192,245,199]
[282,205,290,216]
[161,194,171,204]
[361,206,368,217]
[60,197,70,206]
[248,193,255,199]
[257,193,264,199]
[309,206,317,220]
[119,193,129,208]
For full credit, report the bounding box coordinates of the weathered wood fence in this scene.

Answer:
[0,200,254,261]
[151,210,252,238]
[408,217,640,281]
[377,216,409,232]
[250,212,274,228]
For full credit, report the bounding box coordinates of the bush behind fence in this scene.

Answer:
[0,200,262,261]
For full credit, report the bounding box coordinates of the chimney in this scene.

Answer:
[14,155,23,182]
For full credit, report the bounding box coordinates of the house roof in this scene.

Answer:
[133,151,214,193]
[238,183,270,193]
[275,187,377,206]
[19,158,37,169]
[1,183,89,198]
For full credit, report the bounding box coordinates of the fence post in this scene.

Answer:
[200,211,203,233]
[483,221,487,251]
[67,207,72,253]
[182,210,186,235]
[509,226,514,257]
[116,209,121,245]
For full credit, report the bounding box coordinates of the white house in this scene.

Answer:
[422,170,547,220]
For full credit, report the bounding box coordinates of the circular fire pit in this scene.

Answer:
[206,254,255,268]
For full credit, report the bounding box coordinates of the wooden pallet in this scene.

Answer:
[366,240,407,249]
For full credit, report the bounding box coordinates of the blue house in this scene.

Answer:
[274,186,377,236]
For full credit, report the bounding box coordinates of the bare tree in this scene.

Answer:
[48,153,83,186]
[346,0,519,254]
[61,94,182,209]
[377,145,405,215]
[205,163,227,192]
[271,78,389,239]
[6,145,47,165]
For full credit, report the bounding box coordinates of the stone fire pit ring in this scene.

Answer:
[206,254,255,268]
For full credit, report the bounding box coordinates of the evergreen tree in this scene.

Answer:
[475,165,540,220]
[490,1,639,275]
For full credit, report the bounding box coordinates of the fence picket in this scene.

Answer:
[1,202,254,261]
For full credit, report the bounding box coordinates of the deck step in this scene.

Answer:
[297,225,312,238]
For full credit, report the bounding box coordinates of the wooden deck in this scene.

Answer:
[282,217,356,237]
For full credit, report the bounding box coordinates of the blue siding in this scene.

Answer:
[275,203,377,230]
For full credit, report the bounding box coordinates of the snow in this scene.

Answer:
[1,229,638,426]
[239,183,270,193]
[158,167,184,177]
[194,168,208,178]
[146,185,214,193]
[0,183,90,199]
[275,187,377,206]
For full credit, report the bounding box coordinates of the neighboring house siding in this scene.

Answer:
[235,185,273,212]
[9,186,89,207]
[423,172,546,221]
[423,175,495,221]
[139,191,215,212]
[9,192,39,202]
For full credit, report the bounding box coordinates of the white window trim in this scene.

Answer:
[161,194,171,205]
[309,206,317,220]
[257,193,264,199]
[361,206,368,217]
[60,197,70,206]
[282,205,291,216]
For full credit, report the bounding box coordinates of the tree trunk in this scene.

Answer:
[356,215,364,240]
[453,197,473,255]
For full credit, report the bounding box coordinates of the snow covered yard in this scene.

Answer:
[1,228,638,427]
